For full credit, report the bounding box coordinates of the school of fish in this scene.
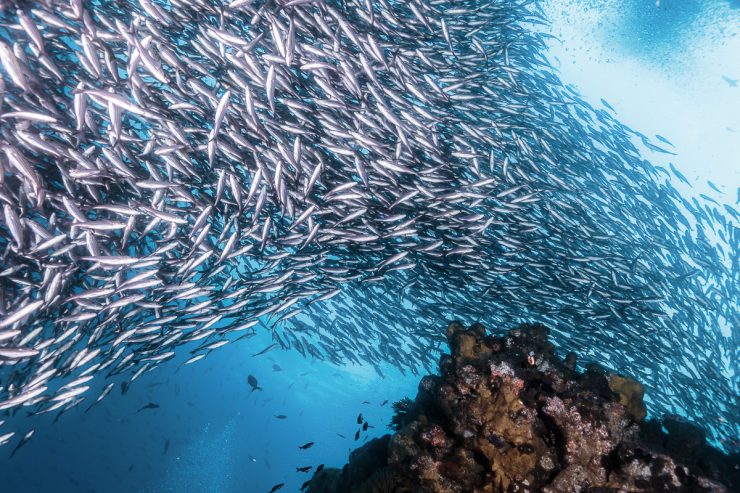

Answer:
[0,0,737,452]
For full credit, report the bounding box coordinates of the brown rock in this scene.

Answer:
[308,322,736,493]
[607,373,647,421]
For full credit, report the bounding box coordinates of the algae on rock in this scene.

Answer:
[306,322,738,493]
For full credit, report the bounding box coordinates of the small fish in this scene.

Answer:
[163,439,170,455]
[296,466,312,473]
[9,429,35,458]
[643,139,676,155]
[669,163,691,187]
[654,134,674,147]
[0,300,43,329]
[600,98,615,112]
[253,343,278,357]
[268,483,284,493]
[362,422,369,431]
[700,194,720,206]
[722,75,737,87]
[274,414,287,419]
[380,400,388,406]
[247,375,262,392]
[137,402,160,413]
[707,181,722,194]
[298,441,314,450]
[357,413,363,424]
[354,430,360,440]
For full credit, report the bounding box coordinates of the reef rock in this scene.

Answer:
[307,322,738,493]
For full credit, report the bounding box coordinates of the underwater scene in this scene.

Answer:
[0,0,738,491]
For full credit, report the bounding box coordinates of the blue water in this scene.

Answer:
[1,1,738,492]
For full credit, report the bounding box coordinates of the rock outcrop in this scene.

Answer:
[307,322,738,492]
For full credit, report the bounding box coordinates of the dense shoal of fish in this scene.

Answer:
[0,0,737,452]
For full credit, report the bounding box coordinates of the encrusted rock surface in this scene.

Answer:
[307,322,738,493]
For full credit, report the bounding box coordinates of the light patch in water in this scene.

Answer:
[543,0,740,198]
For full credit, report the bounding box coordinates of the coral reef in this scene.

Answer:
[307,322,738,492]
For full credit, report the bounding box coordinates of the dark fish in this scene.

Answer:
[163,439,170,455]
[296,466,312,473]
[669,163,692,187]
[356,413,363,424]
[272,364,282,372]
[362,422,369,431]
[600,98,616,112]
[298,441,314,450]
[53,409,69,424]
[315,464,324,473]
[9,430,34,458]
[354,430,360,441]
[381,400,388,406]
[137,403,160,413]
[253,344,278,357]
[268,483,284,493]
[274,414,287,419]
[707,181,722,194]
[699,194,719,206]
[654,134,674,147]
[643,139,677,155]
[247,375,262,392]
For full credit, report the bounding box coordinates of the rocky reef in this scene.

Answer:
[307,322,738,492]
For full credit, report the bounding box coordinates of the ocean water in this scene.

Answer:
[0,1,738,492]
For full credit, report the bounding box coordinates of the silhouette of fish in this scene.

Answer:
[137,403,160,413]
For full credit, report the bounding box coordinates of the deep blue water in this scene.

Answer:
[0,327,418,492]
[0,1,738,492]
